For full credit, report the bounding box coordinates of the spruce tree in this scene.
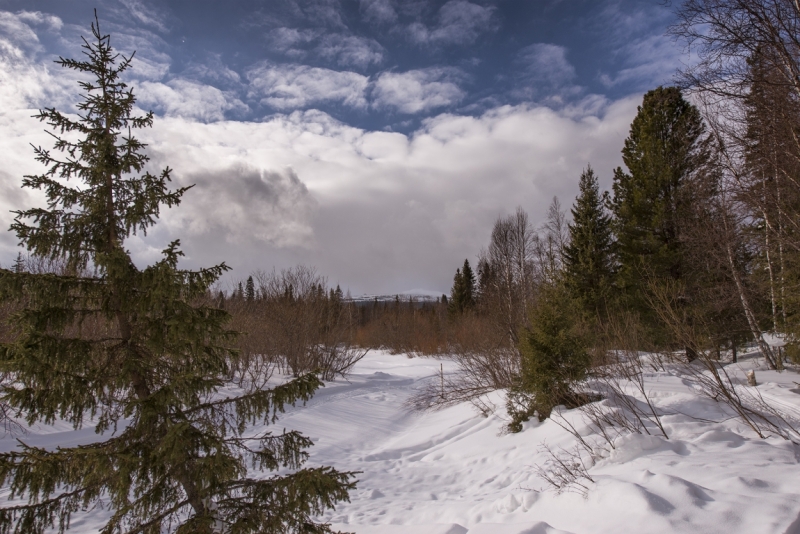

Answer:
[461,259,475,310]
[245,275,255,302]
[0,15,354,534]
[448,260,476,316]
[11,254,24,275]
[611,86,706,342]
[449,267,464,316]
[506,282,592,431]
[563,165,614,314]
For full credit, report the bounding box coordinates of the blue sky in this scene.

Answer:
[0,0,685,295]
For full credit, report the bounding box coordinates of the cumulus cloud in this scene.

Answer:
[172,165,316,247]
[137,79,249,122]
[407,0,496,46]
[0,5,646,295]
[359,0,398,25]
[372,67,466,114]
[246,62,369,109]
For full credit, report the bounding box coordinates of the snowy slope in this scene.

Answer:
[1,350,800,533]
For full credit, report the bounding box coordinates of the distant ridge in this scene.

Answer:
[348,291,443,304]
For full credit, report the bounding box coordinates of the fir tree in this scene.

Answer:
[236,281,244,300]
[245,275,255,301]
[461,259,476,309]
[11,254,24,275]
[0,15,354,534]
[448,260,476,316]
[563,165,614,314]
[506,282,592,431]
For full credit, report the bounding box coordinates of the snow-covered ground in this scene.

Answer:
[2,350,800,533]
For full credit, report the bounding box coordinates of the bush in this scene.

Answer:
[507,283,593,431]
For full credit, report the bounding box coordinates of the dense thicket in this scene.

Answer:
[0,17,354,533]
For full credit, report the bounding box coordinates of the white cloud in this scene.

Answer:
[109,27,172,81]
[372,68,466,113]
[0,11,52,53]
[137,79,249,122]
[268,28,384,70]
[246,62,369,109]
[359,0,398,25]
[513,43,583,103]
[267,27,321,59]
[0,6,645,294]
[518,43,576,86]
[316,34,384,69]
[182,55,242,86]
[173,164,316,247]
[118,0,170,33]
[0,12,77,110]
[407,0,496,46]
[599,34,683,89]
[0,78,641,292]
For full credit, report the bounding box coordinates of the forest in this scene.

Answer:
[1,0,800,532]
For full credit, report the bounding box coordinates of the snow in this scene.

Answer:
[2,350,800,533]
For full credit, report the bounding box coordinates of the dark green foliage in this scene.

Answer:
[563,166,614,314]
[611,86,706,343]
[448,259,475,316]
[507,283,592,432]
[245,275,255,301]
[0,16,354,534]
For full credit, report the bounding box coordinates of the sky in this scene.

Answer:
[0,0,687,296]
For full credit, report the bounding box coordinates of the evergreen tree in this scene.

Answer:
[611,86,706,342]
[461,259,475,309]
[245,275,255,301]
[563,165,614,314]
[506,282,592,431]
[236,281,244,300]
[0,16,354,533]
[11,254,24,275]
[448,260,476,316]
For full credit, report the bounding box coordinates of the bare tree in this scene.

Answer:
[479,207,537,345]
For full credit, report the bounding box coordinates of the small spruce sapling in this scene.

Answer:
[507,283,592,431]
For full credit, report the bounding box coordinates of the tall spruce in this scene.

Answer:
[245,275,255,301]
[0,16,354,534]
[448,259,475,315]
[563,165,614,314]
[611,86,706,343]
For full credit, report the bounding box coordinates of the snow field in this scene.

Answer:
[282,351,800,534]
[1,350,799,533]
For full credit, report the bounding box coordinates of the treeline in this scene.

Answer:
[427,38,800,428]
